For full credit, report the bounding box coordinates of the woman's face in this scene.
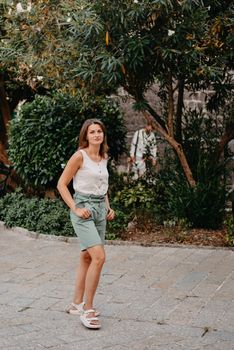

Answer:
[86,123,104,145]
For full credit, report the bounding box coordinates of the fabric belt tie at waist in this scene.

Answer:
[74,191,106,202]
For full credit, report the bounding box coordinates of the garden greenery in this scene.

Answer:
[0,189,125,240]
[8,92,127,189]
[0,189,74,236]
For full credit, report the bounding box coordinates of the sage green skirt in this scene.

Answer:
[70,191,107,251]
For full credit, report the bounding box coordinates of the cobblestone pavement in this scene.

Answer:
[0,225,234,350]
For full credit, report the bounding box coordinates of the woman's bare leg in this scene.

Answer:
[73,250,91,304]
[84,245,105,310]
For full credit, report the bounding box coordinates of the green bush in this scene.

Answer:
[108,162,172,226]
[109,143,228,230]
[114,182,155,211]
[8,92,127,189]
[154,109,229,229]
[0,189,126,240]
[151,147,227,230]
[0,189,74,236]
[106,208,131,240]
[165,162,226,229]
[182,110,223,180]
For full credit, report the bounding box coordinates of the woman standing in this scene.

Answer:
[57,119,115,329]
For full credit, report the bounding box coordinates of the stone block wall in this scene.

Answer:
[113,86,233,182]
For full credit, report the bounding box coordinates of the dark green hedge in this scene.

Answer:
[8,92,127,189]
[0,189,127,239]
[0,189,74,236]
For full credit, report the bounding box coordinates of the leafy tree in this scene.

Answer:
[0,0,107,164]
[0,0,123,166]
[0,1,51,164]
[1,0,233,190]
[57,0,233,186]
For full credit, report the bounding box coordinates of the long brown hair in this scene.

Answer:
[78,119,108,158]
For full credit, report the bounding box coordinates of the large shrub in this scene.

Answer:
[155,109,229,229]
[8,92,127,189]
[0,189,125,240]
[165,169,226,229]
[0,189,74,236]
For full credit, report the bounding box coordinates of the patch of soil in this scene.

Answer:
[120,219,230,248]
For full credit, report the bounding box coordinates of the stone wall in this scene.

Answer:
[115,87,209,170]
[114,86,234,182]
[117,86,216,144]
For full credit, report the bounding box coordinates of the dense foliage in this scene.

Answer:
[8,92,127,188]
[110,110,229,230]
[0,189,126,240]
[0,1,233,234]
[1,1,233,185]
[0,189,74,236]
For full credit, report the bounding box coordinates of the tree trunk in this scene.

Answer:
[150,118,196,187]
[0,73,11,137]
[168,72,174,137]
[175,78,184,144]
[0,73,19,189]
[0,142,9,163]
[145,104,167,132]
[0,73,11,164]
[171,138,196,187]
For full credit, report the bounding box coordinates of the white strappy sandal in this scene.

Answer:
[66,302,85,315]
[66,302,100,316]
[80,309,101,329]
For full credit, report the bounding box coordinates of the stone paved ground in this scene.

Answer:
[0,226,234,350]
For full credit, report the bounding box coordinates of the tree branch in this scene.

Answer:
[147,118,196,187]
[0,73,11,147]
[143,103,168,133]
[168,71,174,137]
[175,77,184,144]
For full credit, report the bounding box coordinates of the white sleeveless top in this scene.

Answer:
[73,149,109,195]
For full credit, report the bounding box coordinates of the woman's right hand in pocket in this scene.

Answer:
[75,207,91,219]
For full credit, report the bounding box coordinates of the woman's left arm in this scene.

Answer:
[105,194,115,221]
